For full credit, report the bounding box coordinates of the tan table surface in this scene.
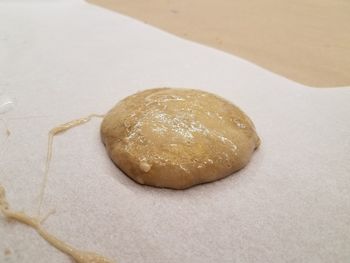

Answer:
[87,0,350,87]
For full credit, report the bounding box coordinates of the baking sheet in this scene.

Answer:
[0,1,349,263]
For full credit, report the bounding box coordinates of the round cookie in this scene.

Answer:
[101,88,260,189]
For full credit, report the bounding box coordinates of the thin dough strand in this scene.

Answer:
[37,114,105,216]
[0,185,114,263]
[1,113,116,263]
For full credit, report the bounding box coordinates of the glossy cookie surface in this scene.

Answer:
[101,88,260,189]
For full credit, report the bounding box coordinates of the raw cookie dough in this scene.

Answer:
[101,88,260,189]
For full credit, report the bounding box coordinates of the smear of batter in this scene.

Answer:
[4,248,11,256]
[0,119,10,137]
[0,114,116,263]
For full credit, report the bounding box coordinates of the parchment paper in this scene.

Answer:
[0,1,349,263]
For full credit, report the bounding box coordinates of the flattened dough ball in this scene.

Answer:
[101,88,260,189]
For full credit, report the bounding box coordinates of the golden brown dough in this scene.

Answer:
[101,88,260,189]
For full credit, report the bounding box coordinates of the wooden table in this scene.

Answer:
[87,0,350,87]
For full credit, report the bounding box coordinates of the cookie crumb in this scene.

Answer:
[4,248,11,256]
[139,162,151,172]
